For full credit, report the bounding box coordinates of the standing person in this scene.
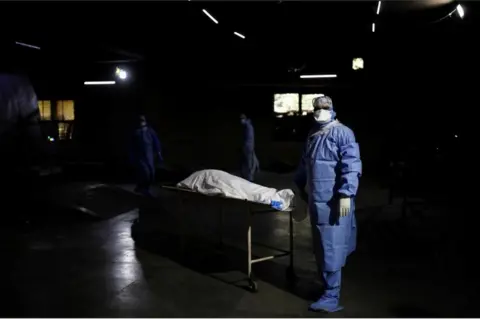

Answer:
[130,115,163,197]
[240,113,259,182]
[294,96,362,313]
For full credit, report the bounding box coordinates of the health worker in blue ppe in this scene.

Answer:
[294,96,362,313]
[240,113,260,182]
[130,115,163,197]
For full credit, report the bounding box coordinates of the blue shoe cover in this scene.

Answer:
[309,296,344,313]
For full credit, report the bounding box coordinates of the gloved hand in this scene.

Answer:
[339,197,351,217]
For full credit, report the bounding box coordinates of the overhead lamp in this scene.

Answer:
[300,74,337,79]
[372,23,376,32]
[456,4,464,18]
[352,58,364,70]
[84,81,116,85]
[376,1,382,15]
[202,9,218,24]
[234,32,245,39]
[115,67,128,80]
[15,41,40,50]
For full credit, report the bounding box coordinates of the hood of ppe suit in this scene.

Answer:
[313,96,337,128]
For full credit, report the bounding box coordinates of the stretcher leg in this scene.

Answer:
[218,203,224,251]
[286,210,296,280]
[246,206,258,292]
[178,193,187,256]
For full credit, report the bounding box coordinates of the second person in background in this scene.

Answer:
[240,113,259,182]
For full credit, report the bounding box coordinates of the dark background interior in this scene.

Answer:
[0,0,475,185]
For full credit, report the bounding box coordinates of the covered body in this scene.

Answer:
[177,169,294,210]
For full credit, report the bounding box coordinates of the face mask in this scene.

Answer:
[313,109,332,123]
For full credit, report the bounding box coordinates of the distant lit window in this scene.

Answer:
[301,94,324,113]
[274,94,299,114]
[58,122,73,140]
[352,58,364,70]
[56,100,75,121]
[38,100,52,120]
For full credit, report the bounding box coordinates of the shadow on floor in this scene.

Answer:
[132,223,323,303]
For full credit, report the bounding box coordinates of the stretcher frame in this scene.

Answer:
[162,185,296,292]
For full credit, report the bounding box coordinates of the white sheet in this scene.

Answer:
[176,169,295,211]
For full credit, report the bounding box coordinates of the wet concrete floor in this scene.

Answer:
[0,172,476,317]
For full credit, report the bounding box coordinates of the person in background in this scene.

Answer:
[130,115,163,196]
[294,96,362,313]
[240,113,259,182]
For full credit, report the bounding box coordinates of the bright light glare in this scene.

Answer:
[300,74,337,79]
[455,134,458,138]
[15,41,41,50]
[234,32,245,39]
[84,81,116,85]
[353,58,364,70]
[202,9,218,24]
[372,23,376,32]
[457,4,464,18]
[115,67,128,80]
[376,1,382,15]
[48,136,55,142]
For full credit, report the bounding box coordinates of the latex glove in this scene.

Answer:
[339,197,351,217]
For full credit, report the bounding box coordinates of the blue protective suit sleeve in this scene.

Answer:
[337,129,362,197]
[149,128,163,162]
[294,144,307,191]
[149,128,161,153]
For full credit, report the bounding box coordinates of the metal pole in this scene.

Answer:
[289,210,294,269]
[247,203,252,279]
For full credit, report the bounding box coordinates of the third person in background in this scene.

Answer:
[130,115,163,197]
[240,113,259,182]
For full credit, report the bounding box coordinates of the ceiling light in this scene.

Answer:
[372,23,376,32]
[115,67,128,80]
[352,58,364,70]
[376,1,382,15]
[84,81,116,85]
[300,74,337,79]
[15,41,40,50]
[202,9,218,24]
[456,4,464,18]
[234,32,245,39]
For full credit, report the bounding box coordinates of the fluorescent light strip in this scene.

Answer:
[300,74,337,79]
[15,41,41,50]
[234,32,245,39]
[376,1,382,15]
[202,9,218,24]
[457,4,464,18]
[84,81,116,85]
[372,23,376,32]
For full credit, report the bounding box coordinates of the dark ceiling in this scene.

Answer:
[0,1,477,85]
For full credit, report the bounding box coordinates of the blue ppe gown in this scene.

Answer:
[241,119,259,182]
[295,119,362,312]
[130,126,162,195]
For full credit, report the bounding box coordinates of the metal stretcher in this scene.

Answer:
[162,185,296,292]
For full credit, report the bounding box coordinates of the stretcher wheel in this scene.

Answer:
[286,266,297,281]
[247,278,258,293]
